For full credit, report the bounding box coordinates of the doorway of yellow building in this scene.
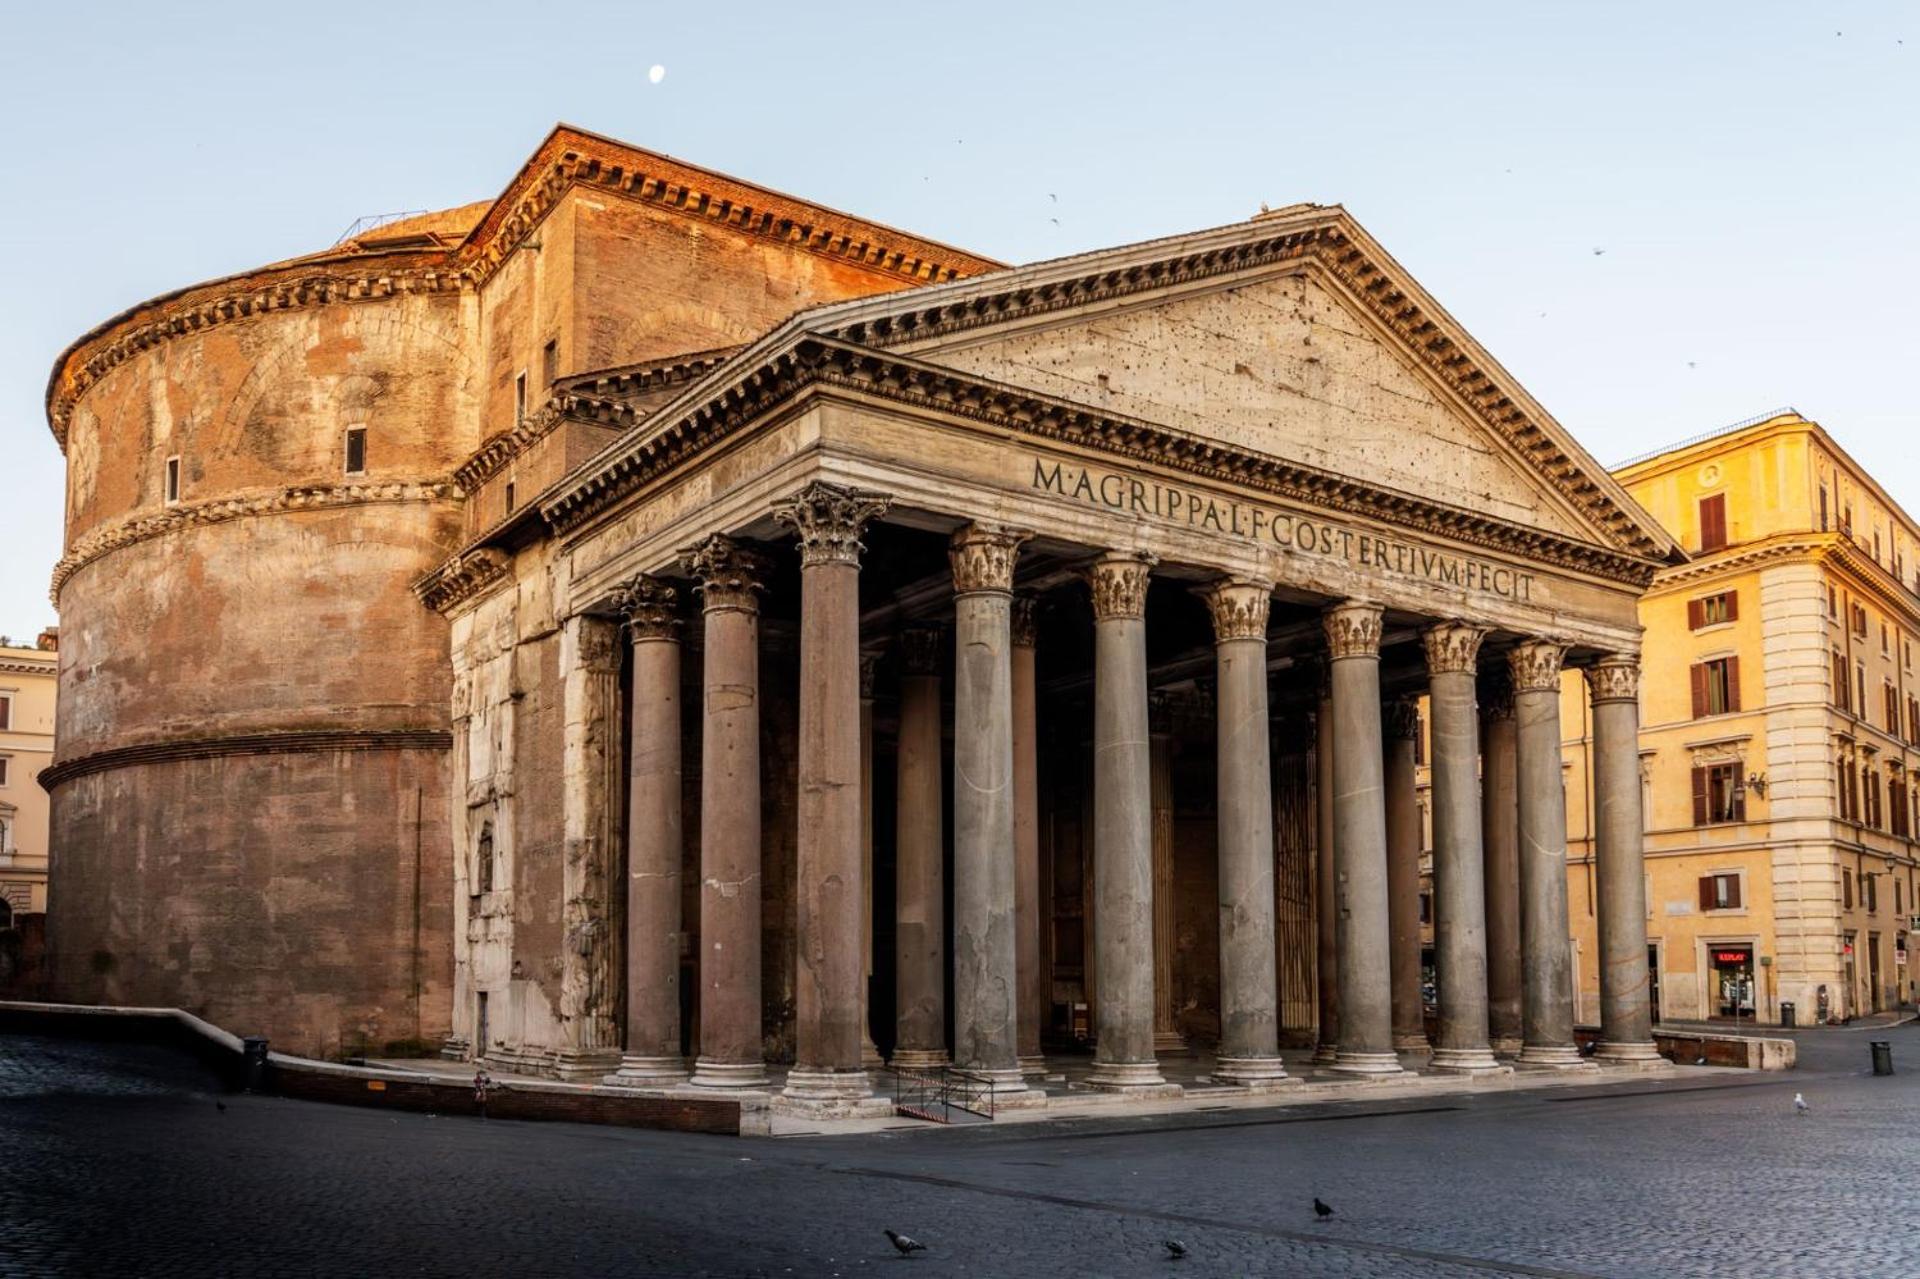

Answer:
[1708,944,1754,1019]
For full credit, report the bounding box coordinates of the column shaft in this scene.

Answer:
[1384,699,1428,1054]
[557,614,623,1080]
[1425,624,1500,1073]
[1088,553,1168,1090]
[1511,641,1584,1068]
[858,655,884,1070]
[777,483,889,1104]
[1326,602,1400,1075]
[1150,724,1186,1054]
[613,577,687,1083]
[1203,580,1286,1084]
[1480,676,1523,1053]
[893,628,948,1067]
[1590,657,1661,1063]
[1012,597,1047,1077]
[685,538,769,1089]
[1313,679,1340,1064]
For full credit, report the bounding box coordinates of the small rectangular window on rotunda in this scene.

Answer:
[344,426,367,475]
[515,371,528,423]
[164,455,181,504]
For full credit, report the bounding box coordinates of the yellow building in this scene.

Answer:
[0,628,57,920]
[1560,410,1918,1026]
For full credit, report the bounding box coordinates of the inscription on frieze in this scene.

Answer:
[1030,457,1536,602]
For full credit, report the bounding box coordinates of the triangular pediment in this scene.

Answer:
[909,270,1590,539]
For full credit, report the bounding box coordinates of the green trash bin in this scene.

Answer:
[1871,1040,1893,1076]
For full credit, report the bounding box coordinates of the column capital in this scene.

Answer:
[1422,621,1486,675]
[1478,666,1516,721]
[682,535,771,614]
[899,624,944,676]
[1507,639,1568,694]
[610,573,681,641]
[1010,593,1040,648]
[772,481,892,568]
[859,649,883,700]
[1385,696,1422,741]
[1585,653,1641,704]
[1086,551,1157,621]
[1196,578,1273,644]
[950,524,1033,596]
[1322,600,1383,660]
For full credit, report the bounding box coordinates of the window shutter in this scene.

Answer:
[1726,875,1743,910]
[1692,767,1709,826]
[1698,875,1715,911]
[1724,591,1738,622]
[1691,664,1708,719]
[1688,599,1705,630]
[1732,776,1747,822]
[1725,656,1741,713]
[1699,495,1727,551]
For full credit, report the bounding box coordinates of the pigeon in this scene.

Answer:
[215,1100,227,1112]
[1313,1198,1334,1221]
[1579,1039,1599,1057]
[1794,1092,1810,1115]
[1164,1240,1188,1259]
[884,1230,927,1257]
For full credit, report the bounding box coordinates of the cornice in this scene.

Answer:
[39,727,453,790]
[806,219,1671,563]
[456,129,1001,291]
[0,657,57,678]
[51,478,459,604]
[1644,535,1825,594]
[47,261,466,449]
[415,548,512,616]
[541,336,1665,588]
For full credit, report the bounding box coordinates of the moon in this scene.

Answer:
[648,65,666,84]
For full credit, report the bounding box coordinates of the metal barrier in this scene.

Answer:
[889,1066,997,1123]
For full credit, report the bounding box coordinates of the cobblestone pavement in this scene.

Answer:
[1,1024,1914,1278]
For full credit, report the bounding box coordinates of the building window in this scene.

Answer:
[1875,530,1883,562]
[1857,665,1868,720]
[1698,494,1728,552]
[1887,683,1902,735]
[1689,591,1737,629]
[1898,879,1905,917]
[1865,762,1883,829]
[0,755,9,786]
[1892,784,1910,838]
[0,695,10,732]
[1698,871,1743,911]
[1819,485,1829,531]
[1692,763,1745,825]
[344,426,367,476]
[1851,602,1869,638]
[1418,892,1432,925]
[1844,870,1854,910]
[514,371,528,423]
[164,455,181,504]
[1865,873,1879,914]
[1690,657,1740,717]
[1827,585,1838,619]
[1882,623,1890,655]
[543,339,559,387]
[1906,639,1913,671]
[504,481,516,514]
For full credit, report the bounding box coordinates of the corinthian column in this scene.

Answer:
[1312,660,1340,1065]
[893,625,948,1068]
[1480,669,1523,1054]
[1200,579,1287,1085]
[1588,655,1662,1065]
[557,612,623,1080]
[1011,594,1048,1078]
[949,525,1042,1104]
[859,652,885,1071]
[1423,623,1501,1074]
[1383,696,1428,1056]
[1509,640,1585,1069]
[1087,552,1169,1091]
[609,575,688,1084]
[775,481,891,1106]
[1324,601,1400,1076]
[684,536,770,1089]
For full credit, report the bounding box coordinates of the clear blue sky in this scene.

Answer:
[2,1,1914,638]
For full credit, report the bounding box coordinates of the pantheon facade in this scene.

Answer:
[44,127,1679,1104]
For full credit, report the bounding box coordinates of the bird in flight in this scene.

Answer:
[1314,1198,1335,1221]
[885,1229,928,1256]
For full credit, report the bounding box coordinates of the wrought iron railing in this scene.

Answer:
[889,1066,997,1123]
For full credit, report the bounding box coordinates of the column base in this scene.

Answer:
[552,1048,623,1081]
[953,1065,1049,1109]
[1086,1058,1172,1092]
[889,1048,950,1070]
[688,1058,770,1090]
[1429,1046,1509,1075]
[1330,1050,1411,1077]
[1595,1040,1669,1069]
[1017,1054,1049,1079]
[1517,1044,1598,1071]
[1311,1041,1340,1065]
[1211,1056,1293,1088]
[1153,1030,1192,1056]
[780,1067,873,1103]
[604,1055,688,1086]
